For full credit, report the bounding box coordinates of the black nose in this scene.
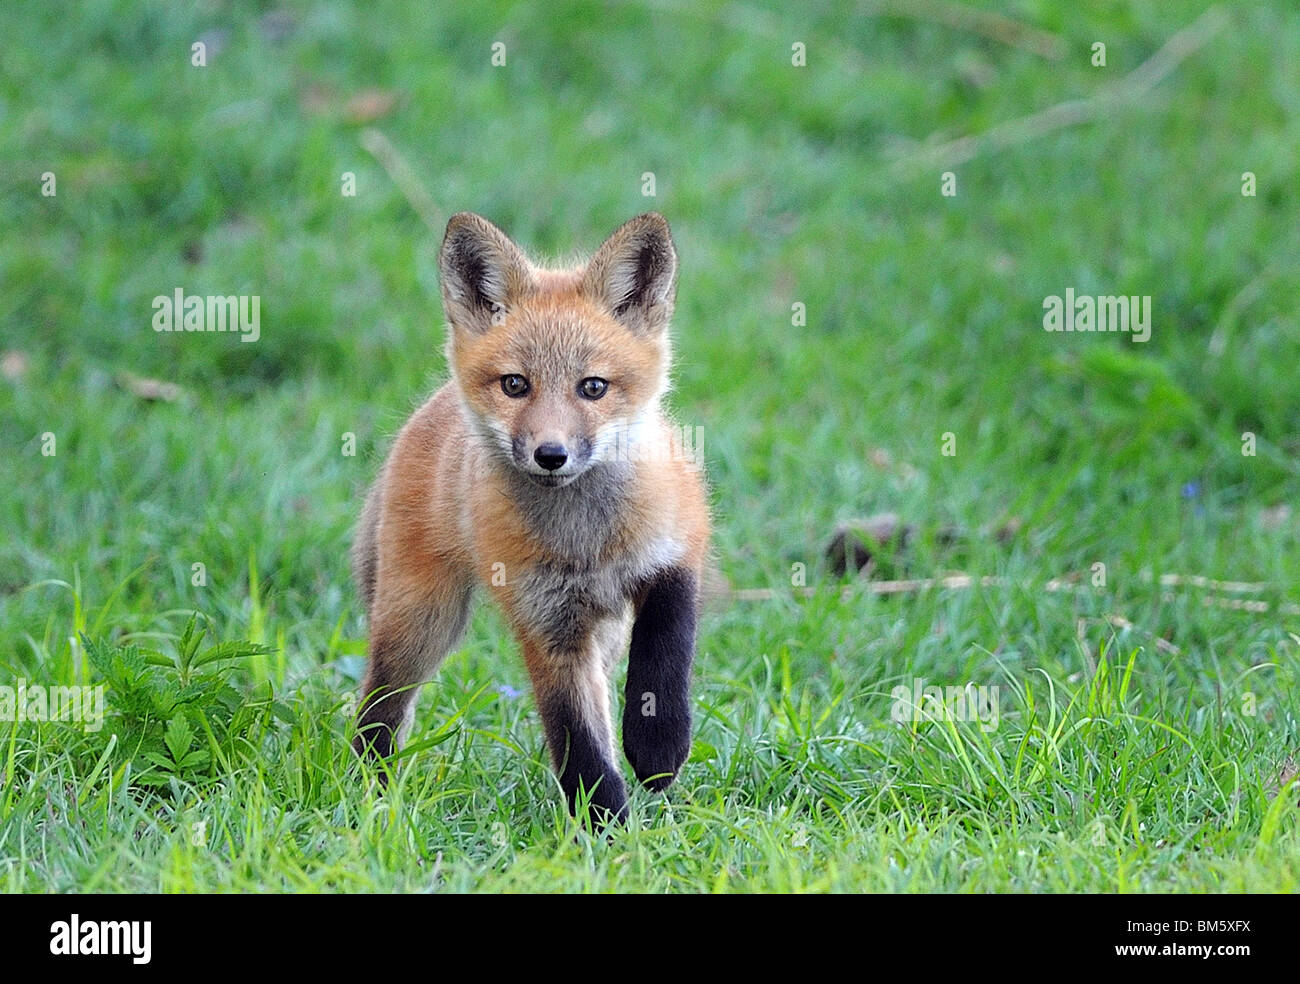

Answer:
[533,443,568,471]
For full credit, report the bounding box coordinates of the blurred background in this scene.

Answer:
[0,0,1295,712]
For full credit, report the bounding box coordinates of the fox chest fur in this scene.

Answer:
[472,451,688,653]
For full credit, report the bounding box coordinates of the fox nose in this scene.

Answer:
[533,443,568,471]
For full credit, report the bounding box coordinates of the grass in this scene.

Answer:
[1,0,1298,892]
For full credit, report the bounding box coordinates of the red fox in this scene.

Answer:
[352,212,710,824]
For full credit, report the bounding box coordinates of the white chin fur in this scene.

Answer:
[524,471,578,488]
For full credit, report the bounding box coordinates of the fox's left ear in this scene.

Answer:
[439,212,533,336]
[583,213,678,336]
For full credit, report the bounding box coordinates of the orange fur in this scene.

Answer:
[353,212,710,822]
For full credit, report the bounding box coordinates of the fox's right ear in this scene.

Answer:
[582,212,678,337]
[438,212,532,335]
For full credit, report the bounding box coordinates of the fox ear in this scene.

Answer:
[583,213,678,336]
[438,212,532,335]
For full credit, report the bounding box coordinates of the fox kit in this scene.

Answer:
[352,211,710,824]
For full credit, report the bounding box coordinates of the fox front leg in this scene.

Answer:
[622,566,698,792]
[516,631,629,827]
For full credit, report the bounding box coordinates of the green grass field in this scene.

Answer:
[2,1,1298,892]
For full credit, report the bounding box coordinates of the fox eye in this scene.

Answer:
[500,374,530,397]
[578,377,608,400]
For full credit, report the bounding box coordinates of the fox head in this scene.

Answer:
[438,211,678,488]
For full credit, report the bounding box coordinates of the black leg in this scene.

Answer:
[623,566,697,792]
